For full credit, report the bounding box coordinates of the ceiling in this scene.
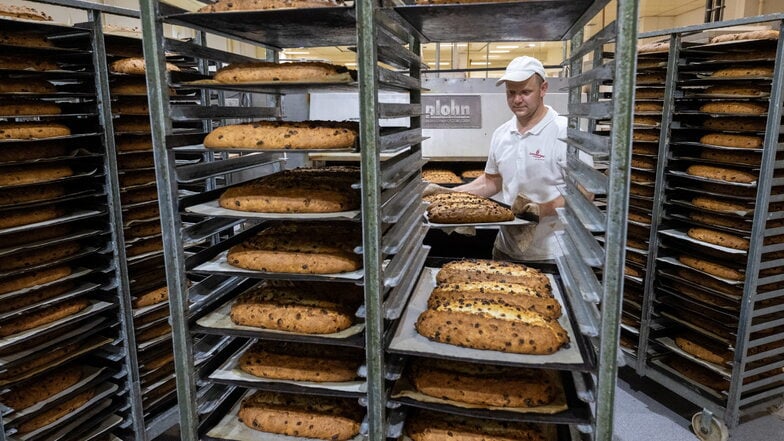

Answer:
[279,0,708,76]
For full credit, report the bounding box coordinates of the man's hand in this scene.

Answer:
[423,183,455,197]
[511,193,540,223]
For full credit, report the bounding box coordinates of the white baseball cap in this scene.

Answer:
[495,56,547,86]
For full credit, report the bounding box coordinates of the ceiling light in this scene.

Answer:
[470,61,490,65]
[526,43,536,47]
[489,50,510,53]
[495,45,519,49]
[284,50,310,55]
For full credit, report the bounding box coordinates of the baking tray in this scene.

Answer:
[185,199,360,221]
[0,168,97,191]
[0,267,92,304]
[665,182,757,202]
[191,250,365,281]
[7,382,118,441]
[173,142,356,155]
[656,255,745,286]
[0,300,113,353]
[0,245,100,280]
[204,388,365,441]
[0,227,102,258]
[387,268,587,369]
[0,282,99,321]
[195,299,365,345]
[669,141,763,153]
[208,340,365,396]
[0,132,99,144]
[175,79,359,94]
[2,365,106,421]
[668,169,757,187]
[0,334,112,387]
[649,355,727,400]
[0,316,105,367]
[427,215,531,229]
[390,370,581,424]
[658,229,747,256]
[658,307,735,345]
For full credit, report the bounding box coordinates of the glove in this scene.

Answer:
[423,183,455,197]
[511,192,541,223]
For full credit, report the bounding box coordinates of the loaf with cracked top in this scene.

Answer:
[204,120,359,150]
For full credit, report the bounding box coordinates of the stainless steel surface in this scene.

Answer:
[563,128,611,158]
[567,101,613,120]
[555,253,600,338]
[175,154,281,183]
[555,232,602,305]
[567,154,608,195]
[561,180,606,232]
[170,105,279,120]
[560,208,605,268]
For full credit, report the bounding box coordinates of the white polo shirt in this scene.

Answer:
[485,105,590,260]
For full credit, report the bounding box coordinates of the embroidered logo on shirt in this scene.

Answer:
[529,149,545,160]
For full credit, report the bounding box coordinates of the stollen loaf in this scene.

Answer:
[214,61,354,83]
[198,0,348,12]
[204,120,359,150]
[436,259,551,294]
[227,221,361,274]
[405,409,550,441]
[237,391,363,441]
[428,281,561,319]
[424,192,515,224]
[230,280,363,333]
[237,340,362,381]
[219,166,360,213]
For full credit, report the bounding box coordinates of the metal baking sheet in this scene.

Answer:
[192,250,364,281]
[3,365,105,421]
[204,389,365,441]
[10,382,118,441]
[174,143,356,154]
[0,267,92,303]
[0,228,101,258]
[658,229,747,255]
[0,317,104,367]
[177,79,358,94]
[0,245,99,280]
[0,168,97,191]
[665,183,756,201]
[0,282,99,321]
[669,141,763,153]
[196,300,364,341]
[668,169,757,187]
[658,309,734,345]
[185,200,360,221]
[427,215,531,229]
[656,256,745,286]
[649,356,727,400]
[684,75,773,82]
[387,268,585,368]
[687,92,771,99]
[54,405,121,441]
[390,371,569,416]
[209,341,365,394]
[0,132,99,144]
[0,334,112,387]
[0,300,112,352]
[675,110,768,118]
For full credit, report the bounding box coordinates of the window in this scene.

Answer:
[705,0,725,23]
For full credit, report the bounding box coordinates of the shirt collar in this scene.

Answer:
[509,105,556,136]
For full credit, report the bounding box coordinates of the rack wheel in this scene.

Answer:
[691,412,729,441]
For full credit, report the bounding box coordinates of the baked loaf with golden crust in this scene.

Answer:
[0,297,89,337]
[436,259,551,293]
[674,333,732,365]
[679,255,744,281]
[0,4,52,21]
[424,192,515,224]
[219,167,360,213]
[111,78,175,96]
[0,183,65,205]
[238,340,362,381]
[686,164,757,184]
[230,280,363,333]
[428,281,561,319]
[0,364,82,410]
[0,78,56,94]
[110,57,180,75]
[408,357,558,407]
[422,169,462,184]
[238,391,363,441]
[0,164,73,186]
[702,119,766,132]
[0,31,52,48]
[0,122,70,139]
[199,0,347,12]
[0,99,60,115]
[692,196,747,213]
[699,101,768,115]
[699,149,760,165]
[0,266,71,295]
[667,357,729,391]
[204,120,359,150]
[416,297,569,354]
[687,227,749,250]
[227,221,362,274]
[16,389,95,434]
[214,61,353,83]
[709,29,779,44]
[405,409,550,441]
[703,84,769,96]
[699,133,763,148]
[710,66,774,78]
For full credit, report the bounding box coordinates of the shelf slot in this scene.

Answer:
[556,232,602,305]
[566,60,615,88]
[176,155,282,183]
[558,207,605,268]
[170,105,279,121]
[567,101,613,120]
[562,128,610,158]
[561,181,606,232]
[555,250,600,338]
[566,155,608,196]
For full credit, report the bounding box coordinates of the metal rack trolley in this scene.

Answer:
[615,13,784,441]
[135,1,640,441]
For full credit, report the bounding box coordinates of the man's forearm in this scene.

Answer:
[452,173,501,198]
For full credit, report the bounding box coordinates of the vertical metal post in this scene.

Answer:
[356,0,385,439]
[88,10,147,440]
[138,1,199,440]
[595,0,638,439]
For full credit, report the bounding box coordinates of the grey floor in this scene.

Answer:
[614,368,784,441]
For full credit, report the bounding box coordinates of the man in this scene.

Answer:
[430,55,592,264]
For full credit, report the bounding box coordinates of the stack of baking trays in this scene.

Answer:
[0,16,123,441]
[621,40,670,357]
[387,258,594,441]
[103,31,215,425]
[150,43,431,437]
[652,29,784,402]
